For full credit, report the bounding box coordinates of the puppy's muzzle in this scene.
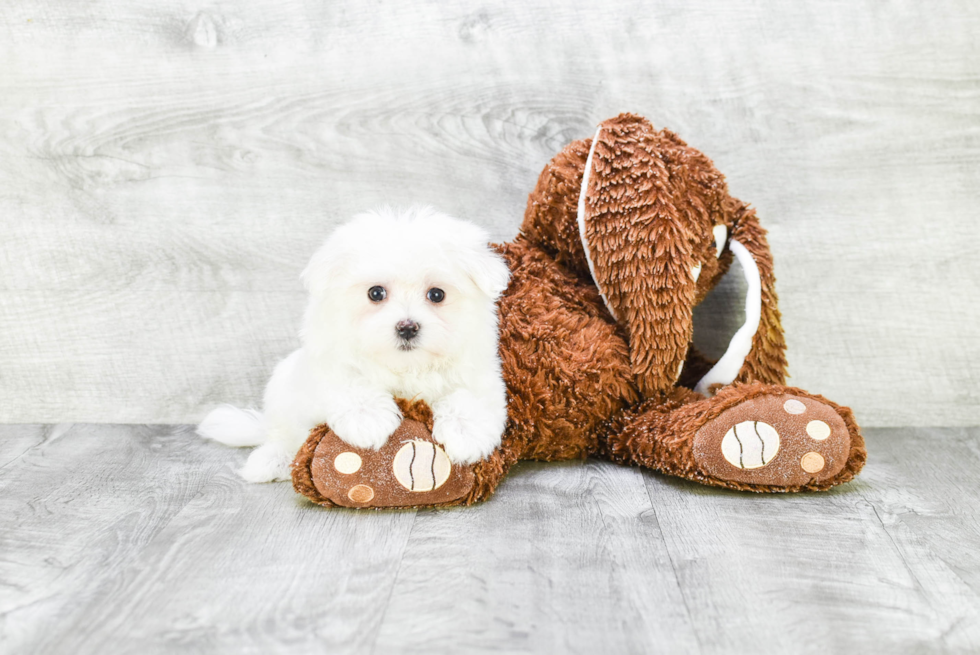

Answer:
[395,319,420,345]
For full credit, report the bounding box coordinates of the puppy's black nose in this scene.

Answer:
[396,319,420,340]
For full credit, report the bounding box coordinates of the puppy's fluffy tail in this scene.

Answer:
[197,405,266,447]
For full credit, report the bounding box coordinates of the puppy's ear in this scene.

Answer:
[465,246,511,300]
[450,225,511,300]
[301,232,351,298]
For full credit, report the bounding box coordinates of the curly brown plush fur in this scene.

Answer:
[292,113,866,508]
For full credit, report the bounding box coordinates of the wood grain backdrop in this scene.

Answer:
[1,0,977,425]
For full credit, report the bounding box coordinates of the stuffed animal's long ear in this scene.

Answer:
[693,204,787,393]
[578,116,701,398]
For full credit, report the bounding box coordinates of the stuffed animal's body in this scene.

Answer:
[293,114,866,508]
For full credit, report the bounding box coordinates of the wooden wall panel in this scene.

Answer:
[1,1,977,424]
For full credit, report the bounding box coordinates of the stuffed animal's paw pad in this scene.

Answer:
[693,394,852,488]
[293,415,477,509]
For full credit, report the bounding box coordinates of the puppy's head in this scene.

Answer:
[301,207,510,372]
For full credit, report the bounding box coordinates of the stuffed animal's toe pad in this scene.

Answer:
[693,394,851,488]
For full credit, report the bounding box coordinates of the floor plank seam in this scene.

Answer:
[642,473,705,655]
[367,507,421,655]
[868,501,931,597]
[0,426,61,473]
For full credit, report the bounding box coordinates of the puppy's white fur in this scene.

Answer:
[197,207,511,483]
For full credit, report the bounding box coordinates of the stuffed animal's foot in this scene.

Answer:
[692,389,860,490]
[604,383,865,492]
[291,401,483,509]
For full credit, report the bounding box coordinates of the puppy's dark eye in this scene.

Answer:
[426,288,445,303]
[368,286,387,302]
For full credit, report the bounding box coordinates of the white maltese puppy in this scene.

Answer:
[198,207,511,482]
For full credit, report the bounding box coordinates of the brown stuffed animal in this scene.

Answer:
[292,113,866,509]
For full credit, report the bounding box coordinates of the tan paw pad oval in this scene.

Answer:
[783,399,806,415]
[806,420,831,440]
[347,484,375,503]
[334,452,362,474]
[393,440,452,492]
[720,421,780,469]
[801,452,825,473]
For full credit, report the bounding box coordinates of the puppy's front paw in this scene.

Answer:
[329,402,403,451]
[432,416,502,465]
[240,443,293,483]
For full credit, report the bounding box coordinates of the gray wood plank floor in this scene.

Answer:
[2,426,979,654]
